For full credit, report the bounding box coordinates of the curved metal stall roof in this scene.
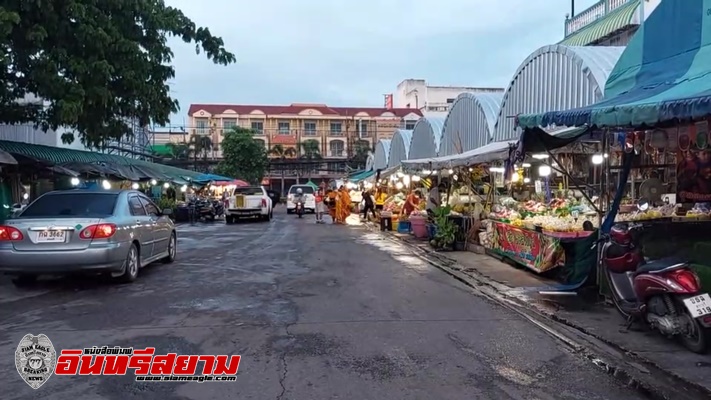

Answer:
[373,139,391,171]
[387,129,413,169]
[493,44,624,142]
[409,117,445,159]
[439,92,504,157]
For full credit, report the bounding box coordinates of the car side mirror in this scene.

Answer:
[162,208,173,216]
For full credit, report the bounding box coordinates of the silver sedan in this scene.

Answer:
[0,189,177,286]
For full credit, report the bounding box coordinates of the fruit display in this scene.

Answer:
[614,204,675,222]
[383,193,405,213]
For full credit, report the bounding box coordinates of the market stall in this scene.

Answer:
[515,0,711,290]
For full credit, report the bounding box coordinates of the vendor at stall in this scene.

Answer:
[402,189,421,216]
[427,183,445,216]
[375,187,388,212]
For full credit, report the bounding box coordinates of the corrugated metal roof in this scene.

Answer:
[388,129,413,168]
[439,92,504,156]
[373,139,391,170]
[409,117,445,159]
[493,44,624,142]
[560,0,641,46]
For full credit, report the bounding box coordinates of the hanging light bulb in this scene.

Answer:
[163,182,170,188]
[70,177,80,186]
[102,180,111,190]
[131,182,140,190]
[523,177,531,183]
[511,172,520,182]
[395,182,404,190]
[150,179,157,185]
[538,165,551,177]
[522,163,531,168]
[180,185,187,192]
[591,154,604,165]
[447,169,454,174]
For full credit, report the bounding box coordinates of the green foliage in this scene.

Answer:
[269,144,296,159]
[349,140,371,168]
[0,1,235,148]
[216,127,267,184]
[431,205,458,249]
[299,140,321,160]
[157,197,176,213]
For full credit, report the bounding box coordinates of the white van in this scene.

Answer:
[286,185,316,213]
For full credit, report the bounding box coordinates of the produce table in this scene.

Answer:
[489,221,594,274]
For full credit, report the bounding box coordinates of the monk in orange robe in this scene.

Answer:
[338,186,351,223]
[326,189,338,223]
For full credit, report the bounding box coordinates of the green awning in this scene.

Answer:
[149,144,173,156]
[560,0,640,46]
[0,140,202,181]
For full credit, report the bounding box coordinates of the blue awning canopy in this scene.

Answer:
[193,173,234,183]
[347,170,375,182]
[518,0,711,129]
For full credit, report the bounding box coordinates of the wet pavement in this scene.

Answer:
[0,209,648,400]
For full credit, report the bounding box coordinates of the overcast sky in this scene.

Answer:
[166,0,599,126]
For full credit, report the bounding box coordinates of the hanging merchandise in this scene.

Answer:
[695,120,708,149]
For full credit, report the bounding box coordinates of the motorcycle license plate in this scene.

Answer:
[683,293,711,318]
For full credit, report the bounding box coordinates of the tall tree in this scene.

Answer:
[350,139,371,169]
[189,135,214,172]
[269,144,297,195]
[0,1,235,148]
[165,142,191,160]
[216,127,267,184]
[299,139,321,177]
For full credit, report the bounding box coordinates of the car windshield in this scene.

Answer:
[19,193,118,218]
[289,186,315,194]
[232,187,263,196]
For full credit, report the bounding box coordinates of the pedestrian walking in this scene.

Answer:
[315,188,326,223]
[361,188,376,221]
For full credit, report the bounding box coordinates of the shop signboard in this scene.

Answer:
[676,121,711,203]
[490,222,564,273]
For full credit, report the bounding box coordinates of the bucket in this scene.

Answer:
[410,216,428,239]
[426,223,437,239]
[397,221,411,234]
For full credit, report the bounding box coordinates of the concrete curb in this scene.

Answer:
[365,223,711,400]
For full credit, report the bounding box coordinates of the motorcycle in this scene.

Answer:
[295,200,304,218]
[188,197,217,221]
[596,199,711,353]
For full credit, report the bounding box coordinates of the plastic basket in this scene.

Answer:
[397,221,411,234]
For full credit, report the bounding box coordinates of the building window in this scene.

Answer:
[278,121,290,135]
[303,121,317,136]
[330,122,342,135]
[355,121,368,137]
[222,118,237,132]
[405,120,416,130]
[251,121,264,134]
[195,118,209,135]
[329,140,345,157]
[446,98,455,104]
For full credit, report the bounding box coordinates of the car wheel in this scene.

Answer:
[11,274,37,287]
[118,244,140,283]
[162,232,177,264]
[287,209,293,214]
[226,216,233,224]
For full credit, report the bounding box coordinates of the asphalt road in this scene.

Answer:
[0,209,647,400]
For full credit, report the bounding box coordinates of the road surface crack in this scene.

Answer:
[276,324,293,400]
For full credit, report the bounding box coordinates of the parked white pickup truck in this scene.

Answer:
[226,186,273,224]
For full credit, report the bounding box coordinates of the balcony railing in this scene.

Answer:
[565,0,631,36]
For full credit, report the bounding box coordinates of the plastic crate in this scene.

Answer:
[397,220,411,233]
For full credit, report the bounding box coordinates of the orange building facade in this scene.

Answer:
[186,103,422,159]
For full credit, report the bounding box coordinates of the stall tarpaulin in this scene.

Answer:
[509,125,593,165]
[402,141,516,172]
[516,0,711,129]
[489,221,565,273]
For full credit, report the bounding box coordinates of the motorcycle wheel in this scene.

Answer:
[679,308,709,354]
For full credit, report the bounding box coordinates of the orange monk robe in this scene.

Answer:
[338,189,351,223]
[327,191,338,221]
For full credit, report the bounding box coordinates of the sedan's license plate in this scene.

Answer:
[683,293,711,317]
[37,230,66,243]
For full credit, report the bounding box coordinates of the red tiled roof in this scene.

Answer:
[270,134,298,145]
[188,103,422,119]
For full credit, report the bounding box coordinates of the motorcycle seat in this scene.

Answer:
[635,256,687,275]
